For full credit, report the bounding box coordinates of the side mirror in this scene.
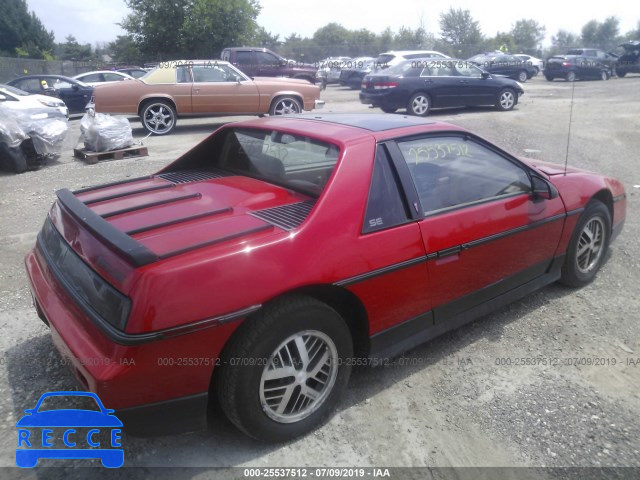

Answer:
[531,175,558,200]
[481,72,490,79]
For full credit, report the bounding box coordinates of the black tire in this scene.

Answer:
[617,70,627,78]
[407,92,430,116]
[600,70,609,81]
[560,200,611,287]
[269,96,302,115]
[517,70,528,82]
[545,75,554,81]
[496,88,516,111]
[0,143,28,173]
[381,107,397,113]
[217,296,353,442]
[565,71,576,82]
[140,100,176,135]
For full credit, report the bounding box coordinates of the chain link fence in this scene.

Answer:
[0,57,101,83]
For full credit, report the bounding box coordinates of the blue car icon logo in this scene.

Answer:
[16,391,123,468]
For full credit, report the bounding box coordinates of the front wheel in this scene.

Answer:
[269,96,302,115]
[517,70,528,82]
[617,70,627,78]
[141,101,176,135]
[217,296,353,442]
[565,71,576,82]
[381,107,397,113]
[496,88,516,111]
[407,93,430,116]
[560,200,611,287]
[600,70,609,81]
[545,75,554,81]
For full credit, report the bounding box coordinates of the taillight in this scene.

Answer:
[562,61,572,67]
[372,81,398,90]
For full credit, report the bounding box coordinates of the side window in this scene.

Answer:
[192,65,236,82]
[104,73,126,81]
[585,50,597,57]
[15,78,40,92]
[235,51,253,66]
[176,66,191,83]
[256,52,280,66]
[397,136,531,214]
[454,62,481,77]
[362,146,410,233]
[80,73,102,83]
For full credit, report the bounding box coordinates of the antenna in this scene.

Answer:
[563,79,576,175]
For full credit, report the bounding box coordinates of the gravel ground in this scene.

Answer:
[0,75,639,478]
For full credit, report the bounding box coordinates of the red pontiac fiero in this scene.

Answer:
[25,114,626,441]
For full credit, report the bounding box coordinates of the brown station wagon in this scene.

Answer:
[90,60,325,135]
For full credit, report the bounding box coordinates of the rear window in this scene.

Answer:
[216,128,340,197]
[376,54,395,65]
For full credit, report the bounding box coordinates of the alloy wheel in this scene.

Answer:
[576,217,605,274]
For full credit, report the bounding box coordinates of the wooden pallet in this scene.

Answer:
[74,145,148,164]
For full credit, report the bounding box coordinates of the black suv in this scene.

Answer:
[467,53,537,82]
[544,48,617,81]
[615,41,640,77]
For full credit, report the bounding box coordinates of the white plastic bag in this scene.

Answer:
[80,112,133,152]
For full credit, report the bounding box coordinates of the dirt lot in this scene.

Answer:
[0,75,639,477]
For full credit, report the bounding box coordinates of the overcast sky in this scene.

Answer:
[27,0,639,47]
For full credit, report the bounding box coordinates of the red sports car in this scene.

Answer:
[25,114,626,441]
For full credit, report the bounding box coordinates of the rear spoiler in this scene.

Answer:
[56,188,159,267]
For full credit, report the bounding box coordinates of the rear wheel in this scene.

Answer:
[545,75,554,81]
[565,71,576,82]
[407,93,430,116]
[141,100,176,135]
[560,200,611,287]
[496,88,516,111]
[617,70,627,78]
[600,70,609,81]
[217,296,353,442]
[269,96,302,115]
[0,143,28,173]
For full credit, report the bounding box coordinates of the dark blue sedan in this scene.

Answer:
[7,75,94,115]
[360,59,524,116]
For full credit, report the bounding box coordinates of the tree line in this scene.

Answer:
[2,0,640,65]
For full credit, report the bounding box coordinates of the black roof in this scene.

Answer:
[293,113,435,132]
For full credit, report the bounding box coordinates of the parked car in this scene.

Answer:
[375,50,450,69]
[90,60,324,135]
[566,48,618,72]
[360,59,524,116]
[116,67,149,79]
[25,113,626,441]
[316,57,352,85]
[544,54,613,82]
[615,41,640,77]
[468,53,537,82]
[221,47,318,84]
[514,54,544,74]
[338,57,376,89]
[74,70,134,86]
[7,75,94,114]
[0,83,68,117]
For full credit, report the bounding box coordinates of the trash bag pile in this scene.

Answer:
[80,111,133,152]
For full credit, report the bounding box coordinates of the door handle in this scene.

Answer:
[458,80,468,83]
[194,88,200,93]
[423,79,433,84]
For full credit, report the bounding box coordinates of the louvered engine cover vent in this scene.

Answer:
[156,169,231,184]
[249,200,316,231]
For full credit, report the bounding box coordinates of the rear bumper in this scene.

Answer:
[24,245,232,435]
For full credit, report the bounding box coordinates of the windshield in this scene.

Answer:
[0,84,29,96]
[216,128,340,197]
